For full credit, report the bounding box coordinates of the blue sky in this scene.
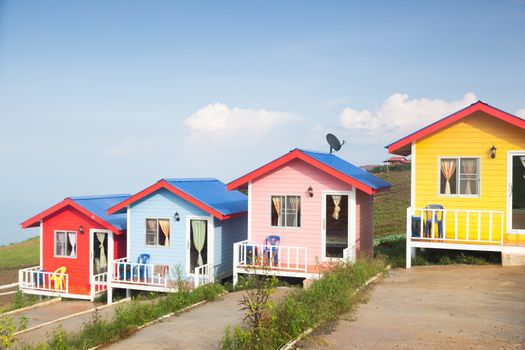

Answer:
[0,0,524,245]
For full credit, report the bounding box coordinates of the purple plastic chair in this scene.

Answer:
[264,235,280,265]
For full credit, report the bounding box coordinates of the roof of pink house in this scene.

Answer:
[227,148,391,195]
[386,101,525,156]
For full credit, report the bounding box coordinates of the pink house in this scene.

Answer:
[227,148,391,282]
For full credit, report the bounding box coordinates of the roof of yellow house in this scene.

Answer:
[386,101,525,156]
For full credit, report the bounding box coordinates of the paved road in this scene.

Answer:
[14,299,116,348]
[104,287,291,350]
[301,265,525,350]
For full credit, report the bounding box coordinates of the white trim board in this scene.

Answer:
[507,151,525,235]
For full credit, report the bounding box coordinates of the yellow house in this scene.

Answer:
[386,101,525,267]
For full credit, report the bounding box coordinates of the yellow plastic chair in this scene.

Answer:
[50,266,67,291]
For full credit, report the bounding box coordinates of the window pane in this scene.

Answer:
[440,158,457,194]
[56,232,66,256]
[146,233,157,245]
[285,196,300,227]
[459,158,479,195]
[146,219,157,234]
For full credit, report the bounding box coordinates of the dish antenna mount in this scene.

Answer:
[326,133,345,154]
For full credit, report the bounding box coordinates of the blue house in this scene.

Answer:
[106,178,247,294]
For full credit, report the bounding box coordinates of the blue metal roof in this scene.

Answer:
[70,194,131,230]
[297,149,391,190]
[163,178,247,216]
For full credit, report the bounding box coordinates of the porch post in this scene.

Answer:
[107,286,113,304]
[406,207,412,269]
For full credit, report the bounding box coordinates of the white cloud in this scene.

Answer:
[339,93,478,143]
[516,108,525,118]
[184,103,297,142]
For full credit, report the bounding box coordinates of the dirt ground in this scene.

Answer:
[300,265,525,350]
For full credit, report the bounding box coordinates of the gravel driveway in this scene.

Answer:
[301,265,525,350]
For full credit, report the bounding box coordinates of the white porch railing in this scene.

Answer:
[407,207,505,244]
[234,240,308,273]
[112,257,168,288]
[193,264,213,288]
[19,266,69,294]
[92,272,108,294]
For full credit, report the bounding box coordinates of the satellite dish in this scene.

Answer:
[326,133,345,154]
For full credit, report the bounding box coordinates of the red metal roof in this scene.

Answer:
[386,101,525,156]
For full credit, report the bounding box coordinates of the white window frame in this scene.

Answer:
[438,157,481,197]
[145,218,171,247]
[54,230,77,258]
[270,195,302,228]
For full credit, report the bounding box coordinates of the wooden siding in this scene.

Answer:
[42,206,123,295]
[415,111,525,242]
[214,216,247,279]
[356,189,374,257]
[250,158,375,271]
[129,188,209,277]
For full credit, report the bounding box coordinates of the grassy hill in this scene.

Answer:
[0,236,40,285]
[373,170,411,237]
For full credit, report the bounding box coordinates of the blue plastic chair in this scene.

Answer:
[424,204,444,238]
[245,246,258,265]
[264,235,280,265]
[135,254,150,281]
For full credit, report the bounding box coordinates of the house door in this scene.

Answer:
[323,193,350,259]
[188,218,209,274]
[91,230,111,276]
[509,152,525,234]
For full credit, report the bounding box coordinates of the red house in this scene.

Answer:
[20,194,130,300]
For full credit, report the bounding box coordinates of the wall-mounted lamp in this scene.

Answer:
[307,186,314,198]
[79,225,84,235]
[174,212,180,222]
[490,145,497,159]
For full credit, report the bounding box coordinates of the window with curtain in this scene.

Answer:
[145,218,170,246]
[54,231,77,258]
[271,195,301,227]
[439,157,480,196]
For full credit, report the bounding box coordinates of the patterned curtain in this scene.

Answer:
[158,220,170,246]
[441,159,456,194]
[332,195,342,220]
[272,197,282,225]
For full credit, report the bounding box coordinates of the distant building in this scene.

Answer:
[384,156,410,165]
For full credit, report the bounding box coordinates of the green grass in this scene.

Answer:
[374,234,501,268]
[373,170,411,237]
[221,259,386,350]
[0,237,40,270]
[26,283,226,350]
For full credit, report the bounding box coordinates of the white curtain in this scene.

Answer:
[68,232,77,257]
[441,159,456,194]
[288,197,300,226]
[461,159,477,195]
[332,195,342,220]
[56,233,66,256]
[192,220,206,267]
[158,220,170,246]
[96,233,107,269]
